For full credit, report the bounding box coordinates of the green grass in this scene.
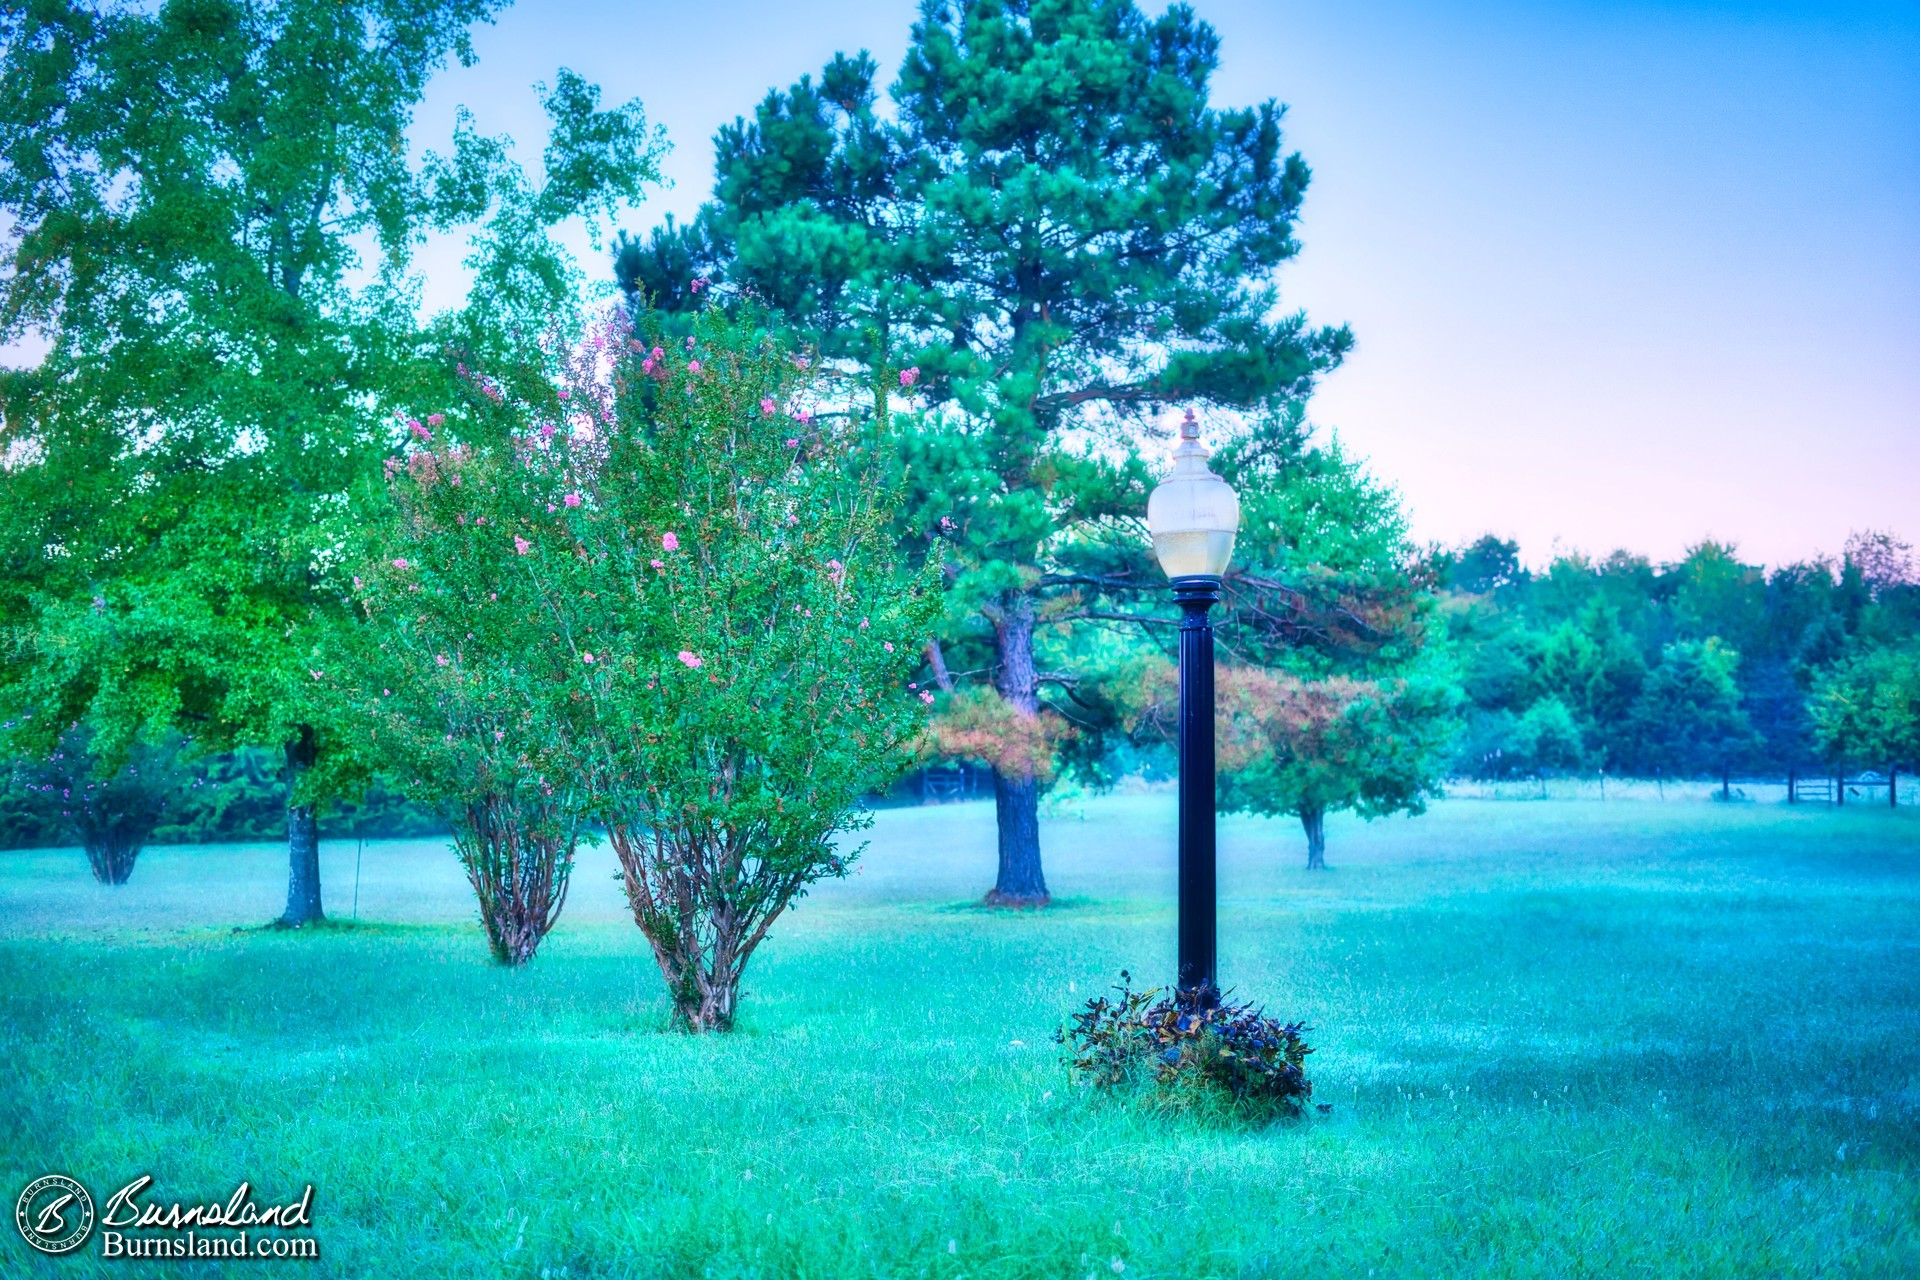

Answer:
[2,796,1916,1278]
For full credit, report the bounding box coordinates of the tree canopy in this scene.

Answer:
[619,0,1350,903]
[0,0,663,922]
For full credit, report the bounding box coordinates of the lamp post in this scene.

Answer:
[1146,409,1240,1001]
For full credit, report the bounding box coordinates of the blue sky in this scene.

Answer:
[45,0,1920,566]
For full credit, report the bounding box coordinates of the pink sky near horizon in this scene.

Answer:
[5,1,1914,569]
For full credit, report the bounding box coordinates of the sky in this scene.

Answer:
[25,0,1920,567]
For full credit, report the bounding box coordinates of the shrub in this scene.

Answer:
[332,391,596,966]
[571,306,937,1031]
[384,301,941,1026]
[1060,972,1314,1117]
[14,730,186,884]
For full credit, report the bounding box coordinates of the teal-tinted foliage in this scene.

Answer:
[0,0,661,915]
[619,0,1351,901]
[1061,971,1314,1118]
[1436,530,1920,779]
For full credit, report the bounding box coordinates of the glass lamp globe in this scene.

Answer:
[1146,410,1240,579]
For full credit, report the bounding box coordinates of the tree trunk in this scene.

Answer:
[455,793,575,966]
[81,833,140,885]
[280,727,324,927]
[1301,806,1327,871]
[985,592,1050,906]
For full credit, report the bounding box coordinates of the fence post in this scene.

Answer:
[1892,767,1899,809]
[1787,768,1797,804]
[1836,771,1844,807]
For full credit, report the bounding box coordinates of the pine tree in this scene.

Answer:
[620,0,1348,903]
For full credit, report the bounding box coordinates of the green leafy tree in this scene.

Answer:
[1623,639,1761,780]
[1111,415,1450,869]
[1209,667,1456,870]
[620,0,1349,904]
[334,408,594,965]
[474,303,940,1029]
[0,0,662,924]
[1809,643,1920,779]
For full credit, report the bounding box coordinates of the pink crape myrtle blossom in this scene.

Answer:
[899,367,919,388]
[662,532,680,551]
[883,642,894,653]
[920,691,935,705]
[688,360,702,374]
[650,558,665,569]
[392,558,410,570]
[563,493,582,508]
[514,536,532,555]
[760,397,777,416]
[582,652,595,664]
[408,418,431,440]
[426,413,445,427]
[785,437,799,448]
[677,651,703,669]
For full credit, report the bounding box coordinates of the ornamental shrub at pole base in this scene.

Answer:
[1060,971,1315,1121]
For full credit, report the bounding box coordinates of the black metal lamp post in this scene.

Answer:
[1146,410,1240,1000]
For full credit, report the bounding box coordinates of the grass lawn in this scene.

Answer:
[2,796,1916,1278]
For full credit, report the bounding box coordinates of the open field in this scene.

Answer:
[2,797,1917,1278]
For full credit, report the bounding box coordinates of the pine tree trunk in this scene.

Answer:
[1301,806,1327,871]
[985,591,1050,907]
[280,727,324,926]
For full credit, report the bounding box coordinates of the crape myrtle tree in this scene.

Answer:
[0,0,662,925]
[372,301,940,1027]
[329,400,595,965]
[14,728,190,884]
[619,0,1350,905]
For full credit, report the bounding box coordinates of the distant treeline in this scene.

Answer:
[1433,530,1919,780]
[5,530,1913,853]
[0,749,443,852]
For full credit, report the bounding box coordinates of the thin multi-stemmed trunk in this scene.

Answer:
[607,819,803,1033]
[986,590,1050,906]
[453,793,576,966]
[1300,805,1327,871]
[280,726,324,926]
[79,831,141,885]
